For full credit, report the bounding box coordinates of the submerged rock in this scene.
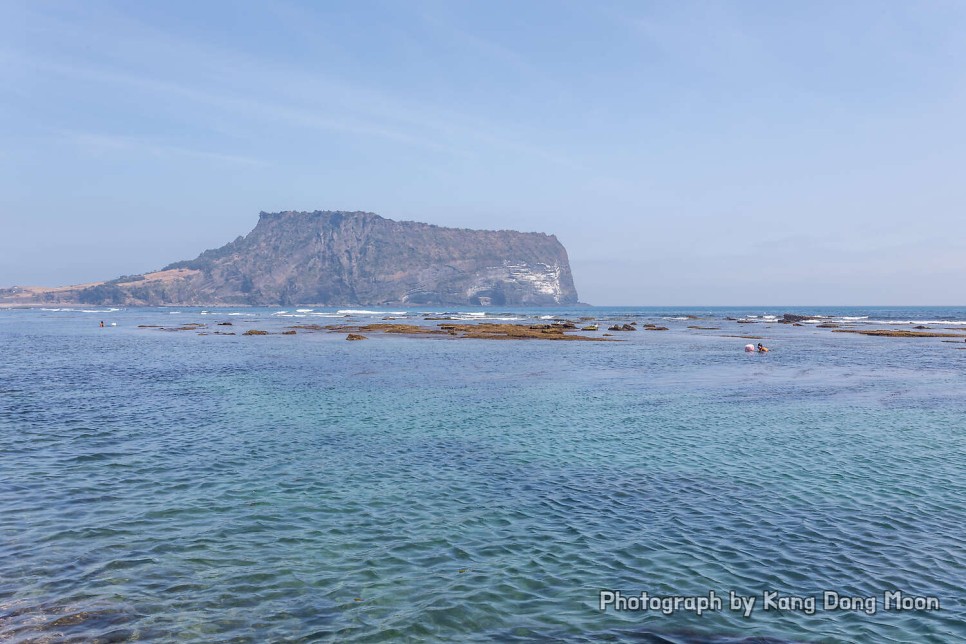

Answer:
[346,334,368,341]
[834,329,966,338]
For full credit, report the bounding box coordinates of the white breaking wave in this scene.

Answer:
[868,319,966,326]
[296,309,314,313]
[453,315,523,321]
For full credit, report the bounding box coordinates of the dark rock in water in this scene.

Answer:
[281,330,296,335]
[242,329,268,336]
[834,329,964,338]
[621,324,636,331]
[11,210,579,307]
[217,322,233,326]
[608,325,622,331]
[645,325,669,331]
[783,313,811,323]
[346,333,368,341]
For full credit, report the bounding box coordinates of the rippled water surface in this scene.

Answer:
[1,307,965,642]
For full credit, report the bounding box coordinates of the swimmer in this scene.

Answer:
[757,343,769,353]
[100,321,104,328]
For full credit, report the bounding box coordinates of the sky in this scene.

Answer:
[2,0,965,305]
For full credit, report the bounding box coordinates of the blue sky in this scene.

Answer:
[2,1,965,305]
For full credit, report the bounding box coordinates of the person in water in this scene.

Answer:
[757,343,769,352]
[100,321,104,328]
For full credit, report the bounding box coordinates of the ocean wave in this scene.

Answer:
[868,319,966,326]
[80,308,120,313]
[337,309,383,315]
[335,310,409,317]
[296,308,314,313]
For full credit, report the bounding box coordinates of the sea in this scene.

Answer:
[1,305,964,643]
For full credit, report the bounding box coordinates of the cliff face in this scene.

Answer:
[4,211,579,307]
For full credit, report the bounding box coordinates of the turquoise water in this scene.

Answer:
[1,306,965,642]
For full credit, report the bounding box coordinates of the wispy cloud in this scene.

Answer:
[62,131,263,166]
[3,3,582,169]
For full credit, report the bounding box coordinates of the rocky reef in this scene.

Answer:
[1,211,579,307]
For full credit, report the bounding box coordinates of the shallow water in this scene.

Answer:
[1,306,964,642]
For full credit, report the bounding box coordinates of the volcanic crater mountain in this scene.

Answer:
[3,211,579,307]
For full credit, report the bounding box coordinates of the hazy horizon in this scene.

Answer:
[3,1,965,306]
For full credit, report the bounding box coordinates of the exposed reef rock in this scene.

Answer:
[3,211,579,307]
[833,329,966,338]
[327,323,614,341]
